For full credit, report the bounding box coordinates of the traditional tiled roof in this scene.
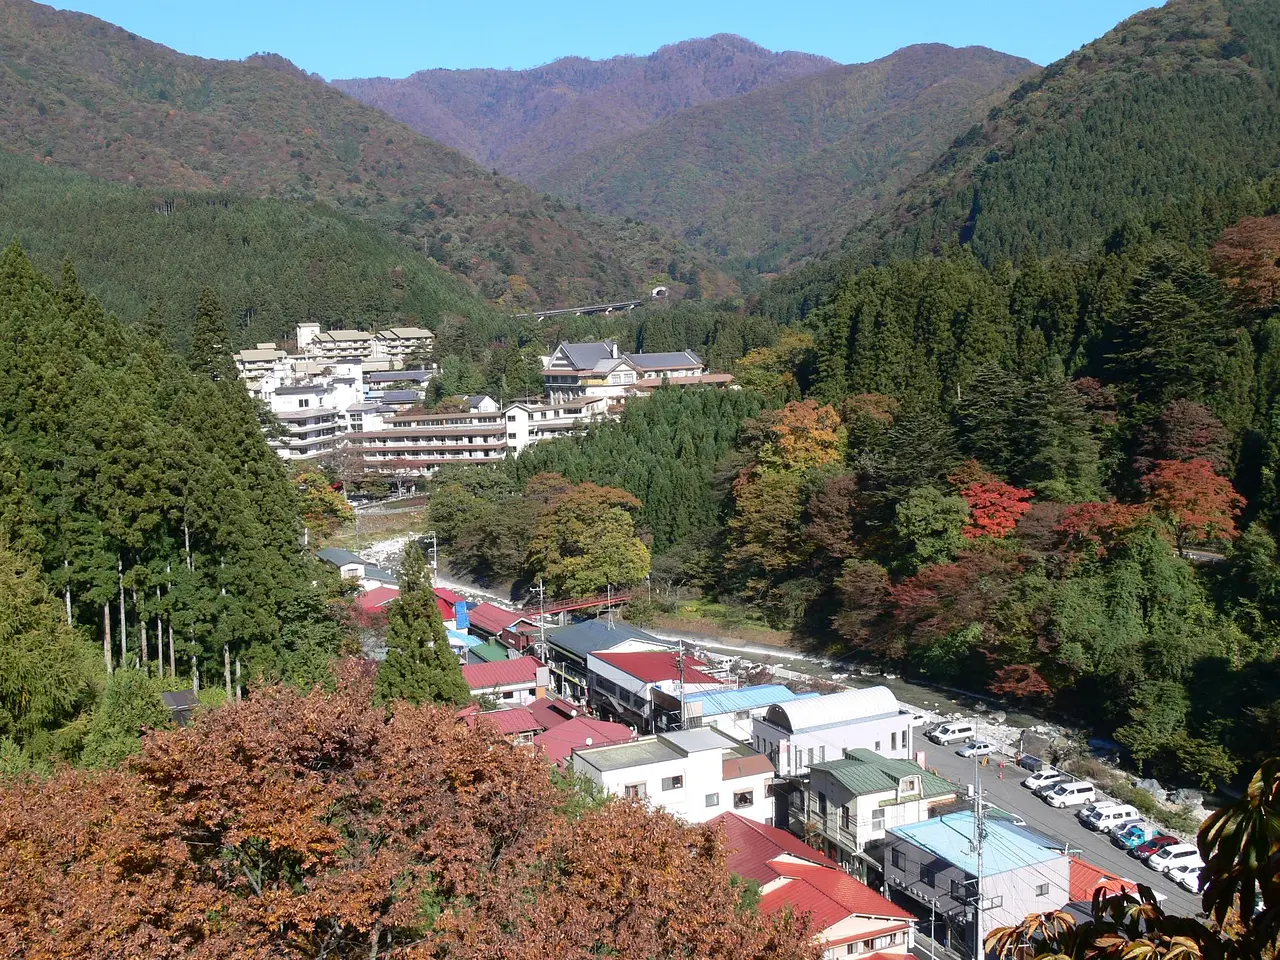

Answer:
[809,749,956,799]
[591,649,719,684]
[533,716,635,767]
[709,812,837,884]
[623,350,703,370]
[460,656,544,691]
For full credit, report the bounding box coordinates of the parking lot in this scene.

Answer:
[918,730,1203,918]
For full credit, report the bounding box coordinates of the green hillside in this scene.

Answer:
[0,150,499,349]
[840,0,1280,266]
[535,44,1032,274]
[0,0,731,309]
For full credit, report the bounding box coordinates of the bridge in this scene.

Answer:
[538,592,632,616]
[513,299,645,320]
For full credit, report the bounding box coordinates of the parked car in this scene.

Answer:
[928,721,976,745]
[1076,801,1117,823]
[1147,843,1204,874]
[1112,823,1158,850]
[1168,863,1202,892]
[1044,781,1097,808]
[957,740,996,758]
[1132,834,1180,861]
[1022,769,1065,792]
[1084,804,1142,833]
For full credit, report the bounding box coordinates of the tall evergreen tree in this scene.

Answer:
[375,543,469,707]
[189,287,235,382]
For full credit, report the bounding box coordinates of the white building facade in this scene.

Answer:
[752,687,915,777]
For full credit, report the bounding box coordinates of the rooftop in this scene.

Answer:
[809,748,957,800]
[591,649,719,685]
[378,389,423,402]
[709,811,838,884]
[381,327,435,339]
[460,656,544,691]
[759,860,914,931]
[761,686,900,734]
[545,619,663,659]
[366,369,433,383]
[356,586,400,612]
[574,727,754,773]
[466,706,547,737]
[467,602,522,635]
[316,547,365,567]
[623,350,703,369]
[889,812,1066,877]
[552,340,619,371]
[468,641,511,663]
[533,715,636,767]
[685,684,817,717]
[315,329,375,341]
[1069,857,1142,902]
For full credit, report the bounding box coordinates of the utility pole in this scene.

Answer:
[677,637,687,730]
[422,530,438,575]
[605,582,614,628]
[971,763,988,960]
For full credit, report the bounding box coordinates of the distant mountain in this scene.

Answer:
[835,0,1280,266]
[333,34,837,183]
[534,44,1034,273]
[0,0,731,310]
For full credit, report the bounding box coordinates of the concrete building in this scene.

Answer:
[684,684,819,742]
[541,340,724,404]
[588,641,724,733]
[573,727,775,824]
[797,749,959,876]
[375,327,435,368]
[882,811,1071,959]
[753,687,916,777]
[503,396,611,454]
[347,396,507,474]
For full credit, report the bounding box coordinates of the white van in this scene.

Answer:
[928,721,975,745]
[1022,768,1065,792]
[1147,843,1204,873]
[1085,804,1141,832]
[1043,781,1097,808]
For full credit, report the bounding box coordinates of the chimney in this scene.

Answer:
[609,339,618,359]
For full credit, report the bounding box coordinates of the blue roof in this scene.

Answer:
[546,619,667,659]
[447,628,481,648]
[889,812,1064,877]
[684,684,818,716]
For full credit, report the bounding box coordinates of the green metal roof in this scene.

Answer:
[469,641,511,663]
[809,748,956,799]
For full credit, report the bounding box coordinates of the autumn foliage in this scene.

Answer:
[1056,501,1151,556]
[950,462,1034,540]
[0,669,819,960]
[1145,458,1245,551]
[1210,214,1280,312]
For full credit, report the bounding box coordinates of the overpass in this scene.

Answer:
[513,299,645,320]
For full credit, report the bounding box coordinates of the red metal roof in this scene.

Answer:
[591,649,721,684]
[460,656,544,691]
[533,716,635,767]
[709,812,837,884]
[357,586,399,611]
[723,753,774,780]
[466,707,546,736]
[434,588,467,622]
[1069,857,1139,902]
[758,862,913,933]
[467,602,522,635]
[526,696,578,730]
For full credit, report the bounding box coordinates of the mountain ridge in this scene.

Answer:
[0,0,731,310]
[332,34,839,182]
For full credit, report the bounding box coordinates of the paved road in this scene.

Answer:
[919,735,1202,918]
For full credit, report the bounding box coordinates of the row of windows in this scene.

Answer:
[842,932,901,955]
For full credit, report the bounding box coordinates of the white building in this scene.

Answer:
[540,340,726,404]
[503,396,612,454]
[460,657,551,705]
[683,684,820,743]
[573,727,776,825]
[348,395,507,475]
[752,687,915,777]
[294,323,434,371]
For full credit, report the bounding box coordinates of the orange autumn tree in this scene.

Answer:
[948,461,1033,540]
[1145,458,1245,555]
[0,669,820,960]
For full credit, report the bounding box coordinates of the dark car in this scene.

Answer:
[1132,834,1180,860]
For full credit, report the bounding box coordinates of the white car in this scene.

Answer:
[1147,843,1204,874]
[1022,769,1065,792]
[956,740,996,758]
[1168,864,1202,892]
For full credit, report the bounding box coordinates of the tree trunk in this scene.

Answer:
[154,586,163,679]
[191,654,199,693]
[223,643,232,699]
[169,622,176,678]
[63,560,71,625]
[117,557,126,666]
[235,657,242,702]
[136,588,147,670]
[102,603,112,675]
[184,517,193,572]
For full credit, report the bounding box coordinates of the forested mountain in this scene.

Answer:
[535,45,1033,273]
[332,35,836,183]
[0,245,344,767]
[830,0,1280,268]
[0,151,497,350]
[0,0,730,310]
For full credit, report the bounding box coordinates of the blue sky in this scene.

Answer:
[57,1,1157,79]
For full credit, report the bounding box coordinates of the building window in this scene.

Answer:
[861,940,875,953]
[847,946,857,956]
[706,793,719,808]
[871,807,885,830]
[874,935,894,950]
[817,792,827,816]
[841,807,850,830]
[734,710,750,720]
[507,415,516,422]
[298,398,310,408]
[501,691,514,700]
[623,783,646,799]
[1036,884,1050,897]
[733,790,754,809]
[661,775,683,791]
[891,848,903,870]
[920,866,935,887]
[807,747,814,767]
[891,732,898,751]
[819,746,826,762]
[875,741,881,752]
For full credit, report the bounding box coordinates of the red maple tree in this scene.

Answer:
[988,664,1052,699]
[951,464,1034,540]
[1056,501,1150,557]
[1145,458,1245,554]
